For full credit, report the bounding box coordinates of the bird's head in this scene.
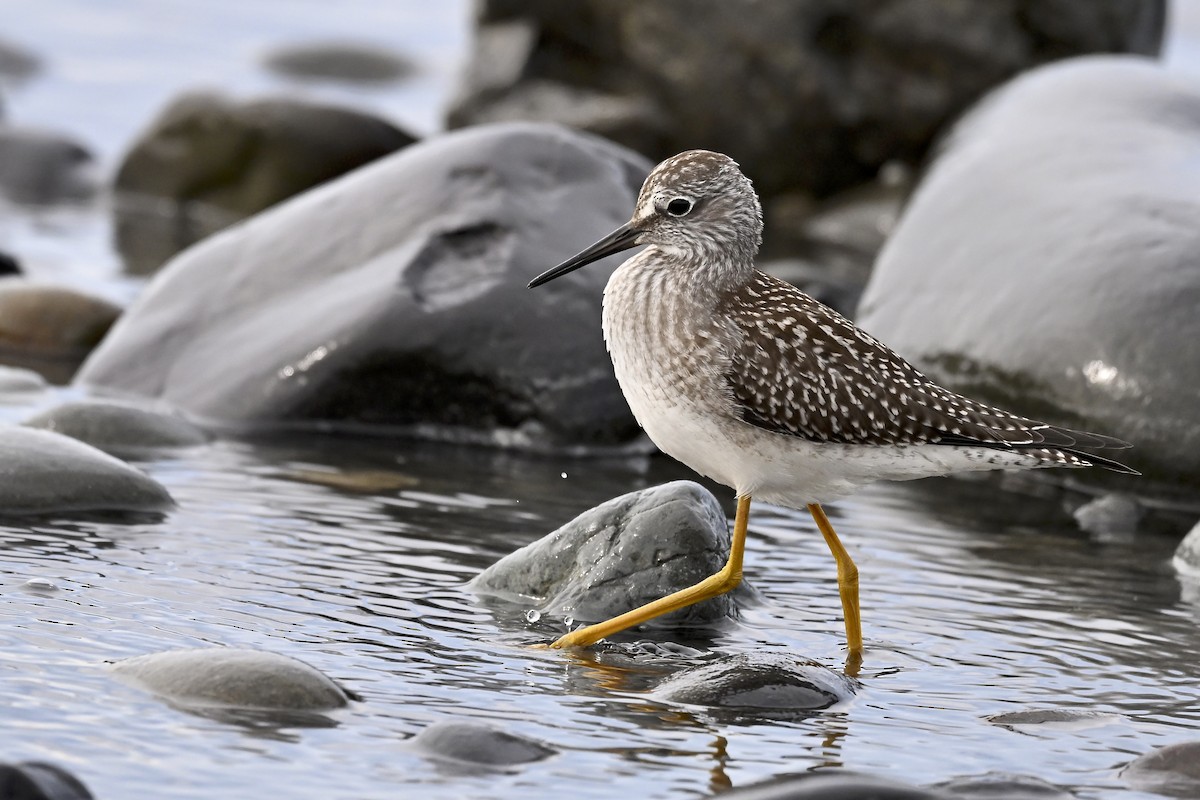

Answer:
[529,150,763,288]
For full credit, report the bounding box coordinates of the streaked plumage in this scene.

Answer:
[529,149,1135,653]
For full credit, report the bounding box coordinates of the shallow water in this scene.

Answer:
[3,2,1200,798]
[0,430,1195,799]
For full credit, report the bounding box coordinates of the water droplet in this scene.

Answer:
[563,616,574,628]
[560,472,568,479]
[524,609,542,623]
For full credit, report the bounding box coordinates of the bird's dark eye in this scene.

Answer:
[666,197,693,217]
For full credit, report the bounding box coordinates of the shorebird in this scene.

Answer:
[528,150,1135,657]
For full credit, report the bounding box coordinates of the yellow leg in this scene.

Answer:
[807,503,862,656]
[551,495,752,648]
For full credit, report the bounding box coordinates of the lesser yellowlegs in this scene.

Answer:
[529,150,1135,656]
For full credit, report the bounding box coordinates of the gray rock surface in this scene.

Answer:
[472,481,744,632]
[448,0,1162,202]
[410,720,556,768]
[109,648,352,711]
[858,56,1199,486]
[1174,519,1200,576]
[0,281,121,384]
[931,773,1072,799]
[654,653,857,718]
[716,772,939,800]
[1120,741,1200,798]
[0,426,173,515]
[22,399,208,456]
[0,365,47,393]
[80,122,648,447]
[1071,494,1142,539]
[0,762,94,800]
[0,126,94,204]
[0,252,20,275]
[262,41,414,84]
[113,92,415,272]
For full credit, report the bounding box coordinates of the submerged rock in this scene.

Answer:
[449,1,1162,202]
[0,281,121,384]
[22,399,208,457]
[0,126,95,204]
[930,772,1072,799]
[0,762,94,800]
[113,92,416,272]
[717,772,939,800]
[0,427,173,516]
[1120,741,1200,798]
[410,720,556,768]
[81,122,647,447]
[262,41,414,84]
[472,481,745,633]
[1175,520,1200,576]
[859,56,1200,486]
[110,648,352,711]
[1071,494,1142,540]
[654,653,857,719]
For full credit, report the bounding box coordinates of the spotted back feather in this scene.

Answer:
[722,271,1136,474]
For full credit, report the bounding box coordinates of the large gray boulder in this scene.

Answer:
[472,481,748,633]
[80,122,649,447]
[0,427,173,515]
[858,56,1199,486]
[448,0,1162,202]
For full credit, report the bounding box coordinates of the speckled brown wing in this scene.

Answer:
[721,273,1134,470]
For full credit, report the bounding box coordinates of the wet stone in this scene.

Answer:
[471,481,746,633]
[0,426,173,516]
[0,126,95,204]
[986,708,1122,731]
[0,365,47,393]
[859,56,1200,487]
[0,281,121,384]
[717,772,939,800]
[1071,493,1142,540]
[109,648,353,712]
[81,122,647,447]
[262,41,414,84]
[1120,741,1200,798]
[930,772,1074,799]
[410,720,556,769]
[23,399,208,457]
[1173,519,1200,576]
[0,761,94,800]
[654,653,857,719]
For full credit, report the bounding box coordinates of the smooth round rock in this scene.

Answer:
[1174,519,1200,576]
[717,772,938,800]
[986,709,1122,731]
[109,648,352,711]
[654,653,857,717]
[262,41,414,84]
[472,481,744,630]
[0,762,94,800]
[859,56,1200,486]
[931,772,1072,799]
[81,122,648,447]
[1071,494,1142,539]
[0,126,94,204]
[410,720,556,768]
[0,251,20,276]
[0,427,173,515]
[113,92,415,272]
[0,365,47,393]
[449,1,1162,202]
[0,281,121,383]
[1120,741,1200,798]
[23,399,208,456]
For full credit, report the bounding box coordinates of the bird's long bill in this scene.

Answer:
[528,223,641,288]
